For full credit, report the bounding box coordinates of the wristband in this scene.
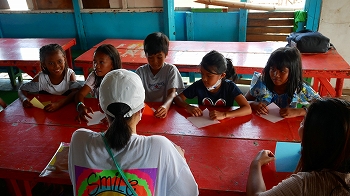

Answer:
[76,102,85,112]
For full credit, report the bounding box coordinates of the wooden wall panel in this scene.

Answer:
[246,11,294,42]
[33,0,73,9]
[82,0,110,9]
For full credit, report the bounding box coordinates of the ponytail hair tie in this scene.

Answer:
[106,102,131,118]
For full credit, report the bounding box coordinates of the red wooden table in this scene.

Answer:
[0,96,302,142]
[0,123,290,196]
[0,96,301,195]
[0,38,76,77]
[75,39,350,97]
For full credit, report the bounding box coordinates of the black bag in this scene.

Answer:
[286,29,332,53]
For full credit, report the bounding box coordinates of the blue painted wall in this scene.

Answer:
[0,0,320,51]
[0,11,241,50]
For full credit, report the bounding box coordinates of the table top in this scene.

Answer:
[0,95,107,130]
[75,39,350,78]
[0,38,76,62]
[0,96,302,142]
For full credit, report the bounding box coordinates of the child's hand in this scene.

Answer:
[280,108,304,118]
[44,102,61,112]
[75,105,94,123]
[154,106,168,118]
[22,99,33,108]
[251,149,275,167]
[186,105,203,117]
[251,102,268,115]
[209,110,226,120]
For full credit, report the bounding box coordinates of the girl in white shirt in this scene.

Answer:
[18,43,81,112]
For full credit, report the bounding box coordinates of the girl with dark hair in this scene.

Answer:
[18,43,81,112]
[75,44,122,123]
[174,50,251,120]
[245,46,321,118]
[69,69,199,196]
[247,98,350,195]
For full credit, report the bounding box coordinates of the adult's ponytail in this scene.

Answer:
[105,103,132,151]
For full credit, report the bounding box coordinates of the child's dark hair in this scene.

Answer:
[296,98,350,173]
[200,50,237,81]
[105,103,132,151]
[93,44,122,90]
[295,98,350,194]
[39,43,67,75]
[143,32,169,56]
[262,47,303,98]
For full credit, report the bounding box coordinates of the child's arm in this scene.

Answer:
[244,91,255,101]
[74,85,94,123]
[209,94,252,120]
[279,108,306,118]
[174,93,203,117]
[18,76,40,108]
[154,88,177,118]
[44,73,79,112]
[246,150,275,196]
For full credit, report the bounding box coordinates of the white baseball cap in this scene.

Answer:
[99,69,145,118]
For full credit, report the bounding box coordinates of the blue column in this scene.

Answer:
[186,12,194,41]
[304,0,322,31]
[163,0,176,40]
[72,0,87,50]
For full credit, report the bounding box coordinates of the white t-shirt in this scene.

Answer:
[135,63,184,102]
[68,128,199,196]
[84,72,98,98]
[20,68,80,95]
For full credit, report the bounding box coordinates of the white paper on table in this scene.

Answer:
[87,111,105,126]
[187,108,220,128]
[260,102,284,123]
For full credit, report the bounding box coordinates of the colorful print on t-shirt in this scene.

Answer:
[74,165,157,196]
[148,82,165,91]
[202,97,226,106]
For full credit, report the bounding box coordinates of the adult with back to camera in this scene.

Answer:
[68,69,199,196]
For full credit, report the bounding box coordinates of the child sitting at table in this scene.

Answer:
[245,47,321,118]
[246,98,350,195]
[75,44,122,123]
[174,50,251,120]
[18,43,81,112]
[69,69,199,195]
[135,32,184,118]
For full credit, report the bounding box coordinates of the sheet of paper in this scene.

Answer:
[275,142,301,172]
[187,108,220,128]
[87,111,105,126]
[30,97,45,109]
[260,102,284,123]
